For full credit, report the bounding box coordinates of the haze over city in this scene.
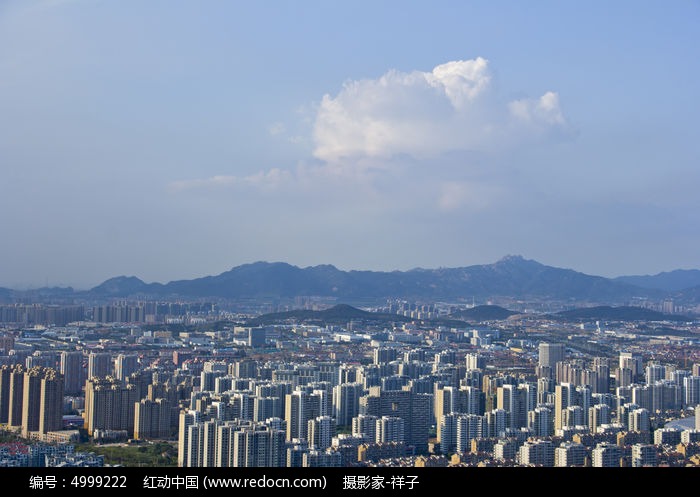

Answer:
[1,1,698,289]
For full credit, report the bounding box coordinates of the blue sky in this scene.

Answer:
[1,0,698,289]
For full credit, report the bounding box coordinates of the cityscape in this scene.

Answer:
[1,1,698,488]
[1,256,700,469]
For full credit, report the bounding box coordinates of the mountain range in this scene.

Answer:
[2,255,699,307]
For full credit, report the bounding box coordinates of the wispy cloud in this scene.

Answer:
[168,168,293,193]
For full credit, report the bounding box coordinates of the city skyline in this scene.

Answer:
[2,1,698,289]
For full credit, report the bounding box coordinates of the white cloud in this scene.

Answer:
[168,168,293,193]
[170,58,572,215]
[312,57,571,162]
[428,57,491,109]
[509,91,565,126]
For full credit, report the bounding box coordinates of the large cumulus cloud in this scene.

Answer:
[170,57,573,203]
[312,57,571,163]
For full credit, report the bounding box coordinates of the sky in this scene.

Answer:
[1,0,699,289]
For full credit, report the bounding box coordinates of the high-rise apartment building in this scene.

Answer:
[352,414,378,441]
[333,382,363,428]
[60,351,84,395]
[518,439,554,467]
[0,365,15,423]
[134,398,173,439]
[465,353,485,371]
[7,365,25,427]
[554,383,573,433]
[21,366,64,436]
[554,442,587,467]
[539,343,565,369]
[308,415,336,450]
[359,387,430,453]
[115,354,139,382]
[631,444,657,467]
[629,408,651,433]
[87,352,112,380]
[84,377,139,436]
[285,390,321,442]
[231,423,286,467]
[253,396,282,422]
[685,377,700,408]
[528,406,553,437]
[456,414,482,454]
[591,442,621,467]
[619,352,643,382]
[589,403,611,434]
[180,420,286,468]
[38,368,64,435]
[178,410,200,467]
[376,416,405,444]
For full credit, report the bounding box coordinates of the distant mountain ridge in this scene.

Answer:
[614,269,700,292]
[90,276,153,297]
[5,256,700,307]
[79,255,670,303]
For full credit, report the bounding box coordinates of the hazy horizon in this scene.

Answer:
[2,1,698,289]
[3,254,700,292]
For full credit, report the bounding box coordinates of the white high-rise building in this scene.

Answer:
[589,404,611,434]
[554,442,587,467]
[462,385,482,415]
[591,442,620,467]
[681,429,700,444]
[182,419,218,468]
[629,408,650,433]
[484,408,508,438]
[619,352,643,380]
[645,363,666,385]
[285,390,321,441]
[178,410,200,467]
[352,414,378,441]
[456,414,482,454]
[438,413,458,454]
[631,444,657,467]
[229,423,286,467]
[518,440,554,467]
[654,427,682,445]
[528,406,553,437]
[497,384,523,430]
[465,353,485,371]
[555,383,574,433]
[376,416,405,444]
[685,377,700,408]
[308,416,335,450]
